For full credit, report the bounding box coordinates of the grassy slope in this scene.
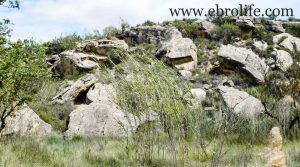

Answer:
[0,136,299,167]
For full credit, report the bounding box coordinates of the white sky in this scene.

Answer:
[0,0,299,41]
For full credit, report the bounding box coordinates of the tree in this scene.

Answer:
[0,40,48,131]
[0,0,19,8]
[0,0,48,132]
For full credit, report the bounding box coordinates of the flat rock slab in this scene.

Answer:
[52,74,97,104]
[218,86,264,118]
[218,44,268,83]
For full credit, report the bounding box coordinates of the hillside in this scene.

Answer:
[1,16,300,166]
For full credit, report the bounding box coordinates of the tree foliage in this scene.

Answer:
[0,40,48,131]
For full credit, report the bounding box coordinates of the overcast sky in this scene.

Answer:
[0,0,299,41]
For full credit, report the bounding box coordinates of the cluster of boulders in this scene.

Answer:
[2,18,300,138]
[46,39,128,78]
[155,28,198,70]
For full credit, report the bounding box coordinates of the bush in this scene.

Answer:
[173,19,200,39]
[142,20,156,26]
[102,26,120,39]
[44,33,82,55]
[211,23,241,44]
[251,27,274,44]
[286,23,300,38]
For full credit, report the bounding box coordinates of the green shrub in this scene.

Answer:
[29,79,74,131]
[142,20,156,26]
[286,23,300,38]
[211,23,241,44]
[102,26,120,39]
[251,27,274,44]
[207,41,217,50]
[173,19,200,39]
[44,33,82,55]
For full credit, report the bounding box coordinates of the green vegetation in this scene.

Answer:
[172,19,200,39]
[0,39,48,132]
[286,23,300,38]
[44,33,82,55]
[0,136,300,166]
[251,27,274,44]
[0,1,300,165]
[211,23,241,44]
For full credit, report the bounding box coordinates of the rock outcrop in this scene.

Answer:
[253,40,268,52]
[178,70,193,80]
[64,102,138,138]
[119,25,167,45]
[217,86,264,118]
[59,50,104,76]
[64,82,157,139]
[266,20,285,33]
[48,39,128,77]
[52,74,97,104]
[218,44,268,83]
[86,83,115,103]
[271,50,293,72]
[78,39,128,54]
[273,33,300,52]
[195,20,216,36]
[1,107,52,136]
[229,16,258,29]
[156,28,197,70]
[191,88,207,102]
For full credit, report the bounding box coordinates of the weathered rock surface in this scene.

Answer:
[266,20,285,33]
[86,83,115,103]
[119,25,167,45]
[78,39,128,54]
[218,86,264,118]
[1,107,52,136]
[195,20,215,35]
[271,50,293,72]
[191,88,207,102]
[178,70,193,80]
[52,74,97,104]
[273,33,300,52]
[64,102,138,138]
[229,16,256,29]
[48,39,128,77]
[156,28,197,70]
[64,83,157,138]
[253,40,268,52]
[59,50,104,76]
[218,44,268,83]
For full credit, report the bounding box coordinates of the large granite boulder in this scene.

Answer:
[273,33,300,52]
[52,74,97,104]
[266,20,285,33]
[271,50,293,72]
[64,83,157,139]
[1,107,52,136]
[119,25,167,45]
[218,44,268,83]
[217,86,264,118]
[63,102,137,138]
[156,28,197,70]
